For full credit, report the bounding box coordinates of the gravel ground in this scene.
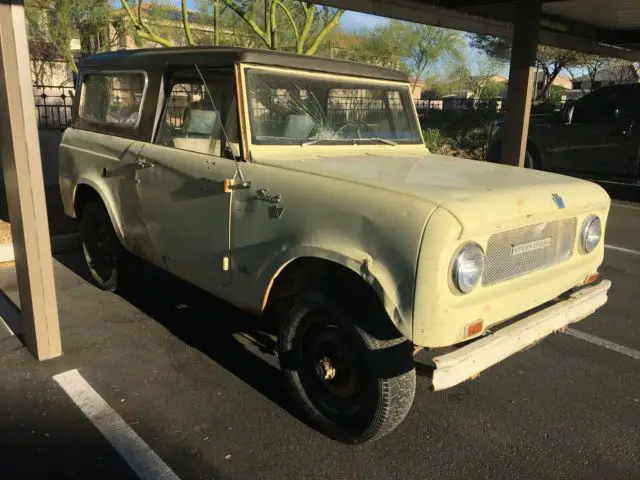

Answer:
[0,220,11,244]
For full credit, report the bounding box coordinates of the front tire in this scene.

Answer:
[278,290,416,443]
[80,199,142,292]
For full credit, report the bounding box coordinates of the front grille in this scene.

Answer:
[482,218,577,286]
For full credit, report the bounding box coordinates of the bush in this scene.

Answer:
[420,110,499,160]
[423,128,444,154]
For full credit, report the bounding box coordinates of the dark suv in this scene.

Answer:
[488,84,640,183]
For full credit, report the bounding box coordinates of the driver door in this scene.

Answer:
[134,68,240,294]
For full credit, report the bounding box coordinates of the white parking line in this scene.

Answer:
[605,244,640,256]
[53,369,180,480]
[564,328,640,361]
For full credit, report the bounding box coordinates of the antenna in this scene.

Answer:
[194,64,249,189]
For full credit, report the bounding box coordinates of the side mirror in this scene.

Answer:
[562,105,574,124]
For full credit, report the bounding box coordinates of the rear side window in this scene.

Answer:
[80,72,147,127]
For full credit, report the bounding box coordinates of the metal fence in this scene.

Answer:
[34,85,75,130]
[32,84,567,131]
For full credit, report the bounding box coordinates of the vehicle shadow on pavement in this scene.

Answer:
[54,253,302,420]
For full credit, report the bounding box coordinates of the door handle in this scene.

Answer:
[136,158,155,169]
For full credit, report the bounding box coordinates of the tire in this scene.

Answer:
[524,149,536,169]
[278,289,416,444]
[80,199,143,293]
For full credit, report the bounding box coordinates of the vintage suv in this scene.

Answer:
[60,47,611,443]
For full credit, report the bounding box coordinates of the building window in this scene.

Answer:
[80,72,147,127]
[572,81,582,90]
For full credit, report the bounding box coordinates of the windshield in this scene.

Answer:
[245,68,422,145]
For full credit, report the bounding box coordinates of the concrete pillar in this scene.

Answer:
[0,0,61,359]
[500,0,542,167]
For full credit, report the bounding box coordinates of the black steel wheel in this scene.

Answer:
[278,290,416,444]
[80,199,142,292]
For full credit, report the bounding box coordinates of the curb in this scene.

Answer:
[0,232,81,264]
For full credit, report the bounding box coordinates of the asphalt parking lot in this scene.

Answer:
[0,196,639,480]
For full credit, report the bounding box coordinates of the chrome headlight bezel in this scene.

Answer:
[451,242,485,294]
[580,215,602,254]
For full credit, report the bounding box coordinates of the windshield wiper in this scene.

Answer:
[301,137,398,147]
[301,138,346,146]
[355,137,398,146]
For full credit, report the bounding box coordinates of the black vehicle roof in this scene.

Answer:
[79,47,409,83]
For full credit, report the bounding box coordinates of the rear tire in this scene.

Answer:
[278,289,416,444]
[80,199,143,293]
[487,142,537,169]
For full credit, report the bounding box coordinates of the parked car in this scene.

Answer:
[488,84,640,182]
[59,47,611,443]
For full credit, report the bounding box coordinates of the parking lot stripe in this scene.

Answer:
[564,328,640,361]
[605,244,640,256]
[53,369,181,480]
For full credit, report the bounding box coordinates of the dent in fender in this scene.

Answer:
[259,247,412,340]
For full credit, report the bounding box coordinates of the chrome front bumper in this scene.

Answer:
[431,280,612,391]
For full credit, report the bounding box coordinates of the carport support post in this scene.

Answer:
[0,0,62,359]
[500,0,542,167]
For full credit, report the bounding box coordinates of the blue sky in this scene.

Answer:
[340,11,388,31]
[176,4,494,77]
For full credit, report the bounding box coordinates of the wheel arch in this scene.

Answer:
[260,250,411,341]
[73,180,125,242]
[526,139,543,168]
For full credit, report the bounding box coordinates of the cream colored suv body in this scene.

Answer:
[60,47,611,443]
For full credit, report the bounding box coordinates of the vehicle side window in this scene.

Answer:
[572,88,622,124]
[80,73,146,127]
[156,72,238,157]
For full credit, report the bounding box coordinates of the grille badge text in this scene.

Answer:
[510,237,552,256]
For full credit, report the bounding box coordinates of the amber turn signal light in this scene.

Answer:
[465,320,484,338]
[584,272,600,285]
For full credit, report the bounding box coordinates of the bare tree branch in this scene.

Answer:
[305,8,343,55]
[121,0,174,47]
[269,0,278,50]
[220,0,270,47]
[297,2,315,53]
[182,0,195,46]
[275,0,299,42]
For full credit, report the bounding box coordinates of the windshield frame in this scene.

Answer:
[239,64,424,149]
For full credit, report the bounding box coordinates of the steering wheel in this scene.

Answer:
[334,119,368,139]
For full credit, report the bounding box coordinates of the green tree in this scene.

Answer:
[470,34,577,100]
[404,23,463,91]
[355,21,412,69]
[569,54,611,93]
[218,0,345,54]
[121,0,344,54]
[25,0,122,75]
[447,53,503,99]
[481,79,503,99]
[338,20,463,80]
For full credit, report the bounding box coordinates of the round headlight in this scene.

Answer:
[581,215,602,253]
[451,243,485,293]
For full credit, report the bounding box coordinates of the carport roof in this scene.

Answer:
[322,0,640,60]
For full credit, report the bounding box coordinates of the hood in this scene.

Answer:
[259,151,610,235]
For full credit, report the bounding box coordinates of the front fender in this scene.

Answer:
[73,178,126,242]
[256,245,413,340]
